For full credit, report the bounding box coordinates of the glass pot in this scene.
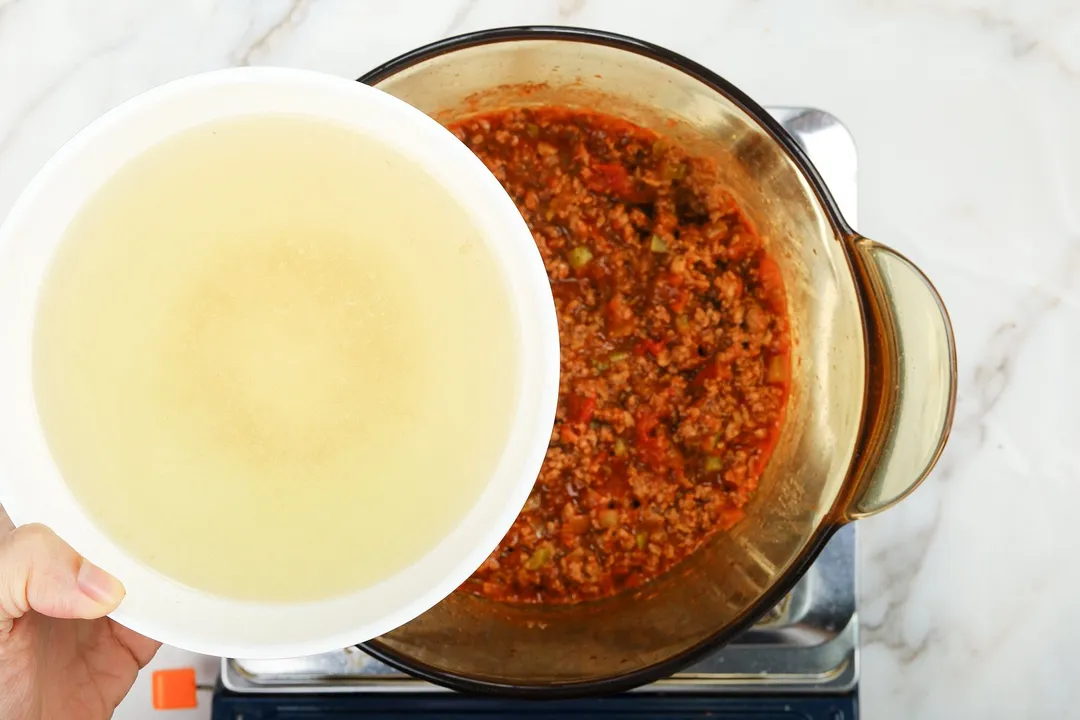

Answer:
[357,27,957,696]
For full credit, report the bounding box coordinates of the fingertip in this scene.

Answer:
[76,558,126,611]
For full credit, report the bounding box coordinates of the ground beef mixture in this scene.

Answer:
[447,107,790,604]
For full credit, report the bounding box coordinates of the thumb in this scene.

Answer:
[0,523,125,630]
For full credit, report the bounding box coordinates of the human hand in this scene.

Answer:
[0,506,160,720]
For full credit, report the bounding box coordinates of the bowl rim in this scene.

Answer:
[0,65,560,658]
[357,25,859,698]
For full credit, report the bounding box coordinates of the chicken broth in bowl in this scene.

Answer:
[32,114,521,602]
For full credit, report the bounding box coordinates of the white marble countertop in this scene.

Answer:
[1,0,1077,718]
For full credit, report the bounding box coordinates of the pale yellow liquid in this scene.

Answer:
[33,115,519,602]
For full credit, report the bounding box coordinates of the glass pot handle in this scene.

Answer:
[840,236,957,520]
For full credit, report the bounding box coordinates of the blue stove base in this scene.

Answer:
[211,685,857,719]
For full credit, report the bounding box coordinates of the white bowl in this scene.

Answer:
[0,67,559,658]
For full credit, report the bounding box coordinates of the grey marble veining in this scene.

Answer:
[2,1,1078,718]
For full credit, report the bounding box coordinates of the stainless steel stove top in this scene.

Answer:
[221,107,860,697]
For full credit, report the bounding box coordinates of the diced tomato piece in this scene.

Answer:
[634,409,659,442]
[670,289,689,313]
[588,162,631,196]
[634,410,669,471]
[567,394,596,424]
[690,356,733,393]
[586,162,654,202]
[639,339,664,357]
[661,271,683,288]
[696,362,718,380]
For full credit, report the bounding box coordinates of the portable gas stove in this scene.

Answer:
[211,107,860,719]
